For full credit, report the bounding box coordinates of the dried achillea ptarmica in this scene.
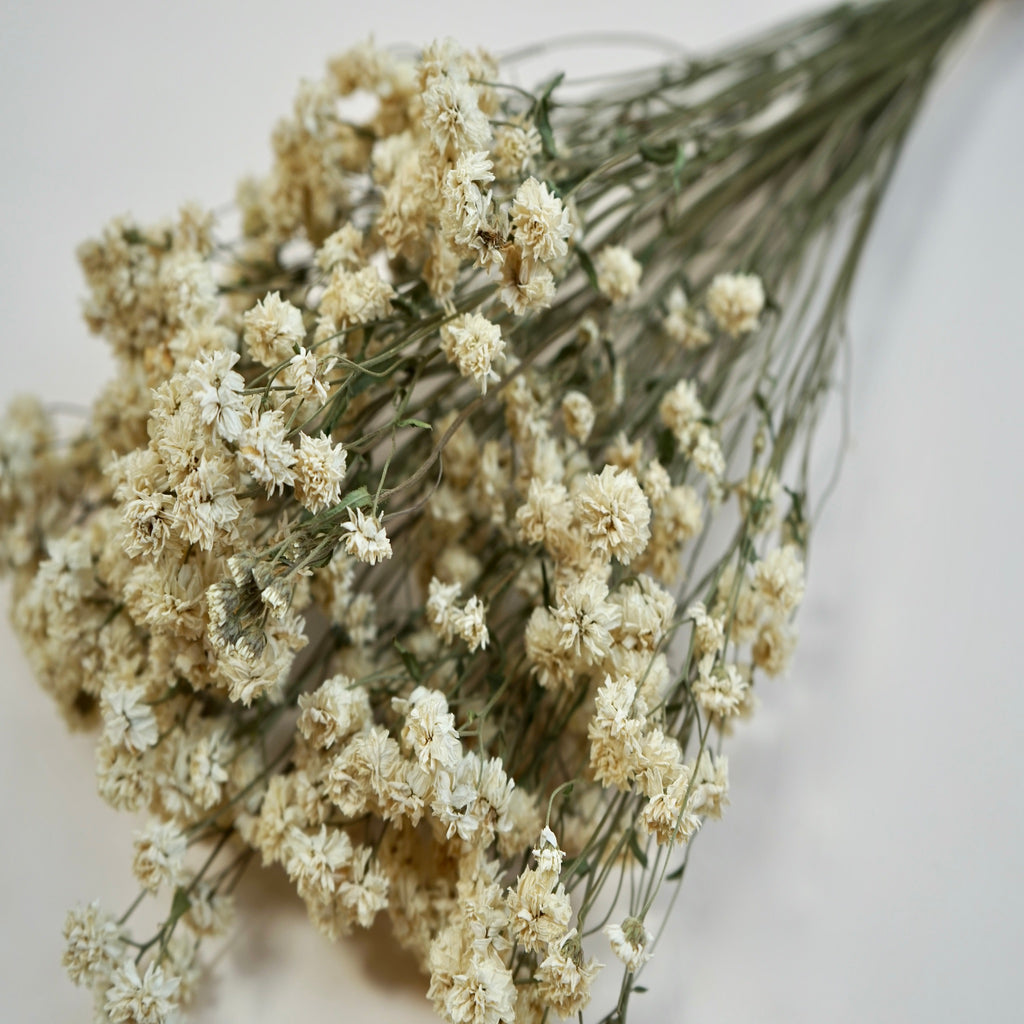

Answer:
[0,1,982,1021]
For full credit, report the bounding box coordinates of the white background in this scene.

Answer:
[2,1,1023,1022]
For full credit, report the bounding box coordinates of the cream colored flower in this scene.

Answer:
[595,245,642,304]
[105,959,181,1024]
[561,390,595,442]
[243,292,306,367]
[341,508,392,565]
[574,465,651,565]
[604,916,653,974]
[101,684,159,754]
[706,271,765,336]
[493,120,542,178]
[439,313,505,393]
[62,902,123,988]
[753,544,805,616]
[294,433,347,513]
[132,821,188,893]
[535,929,602,1019]
[511,177,571,265]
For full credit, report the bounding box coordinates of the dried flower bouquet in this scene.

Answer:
[0,1,983,1021]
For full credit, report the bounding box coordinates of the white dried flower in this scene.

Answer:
[663,284,711,349]
[687,601,725,658]
[659,378,705,448]
[691,750,730,819]
[296,674,369,750]
[440,150,497,258]
[524,606,577,691]
[423,74,492,156]
[561,390,595,441]
[752,618,798,677]
[574,465,651,565]
[132,820,188,893]
[516,478,572,547]
[535,929,602,1019]
[182,881,235,938]
[238,407,297,494]
[588,673,646,789]
[604,916,653,974]
[439,946,516,1024]
[190,349,246,443]
[397,685,463,774]
[554,574,622,665]
[285,347,330,404]
[315,223,364,273]
[690,424,725,479]
[101,684,159,754]
[753,544,805,616]
[243,292,306,367]
[426,576,463,644]
[595,245,642,304]
[317,265,395,335]
[284,824,354,901]
[511,177,572,265]
[500,245,556,314]
[341,508,392,565]
[105,959,181,1024]
[293,433,347,513]
[706,271,765,336]
[454,595,489,652]
[493,120,542,178]
[692,658,748,718]
[62,902,123,987]
[439,313,505,394]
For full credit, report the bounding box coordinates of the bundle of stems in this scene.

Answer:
[0,1,981,1021]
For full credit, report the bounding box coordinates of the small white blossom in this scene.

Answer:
[132,820,188,893]
[105,959,181,1024]
[341,508,392,565]
[511,177,572,264]
[453,595,489,652]
[575,465,651,565]
[243,291,306,367]
[561,390,595,442]
[62,902,123,987]
[753,544,805,616]
[190,349,246,443]
[595,245,642,304]
[706,271,765,336]
[238,407,297,494]
[101,685,159,754]
[294,433,347,513]
[604,917,653,974]
[439,313,505,394]
[426,576,463,644]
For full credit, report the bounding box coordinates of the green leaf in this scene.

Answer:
[665,862,687,882]
[394,640,422,683]
[627,831,649,868]
[567,855,590,876]
[169,887,192,923]
[656,427,676,466]
[397,418,432,431]
[638,140,678,165]
[338,486,371,512]
[741,536,758,565]
[672,144,689,193]
[540,558,553,609]
[533,72,565,160]
[575,245,600,292]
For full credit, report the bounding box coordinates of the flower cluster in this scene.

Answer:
[2,0,969,1018]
